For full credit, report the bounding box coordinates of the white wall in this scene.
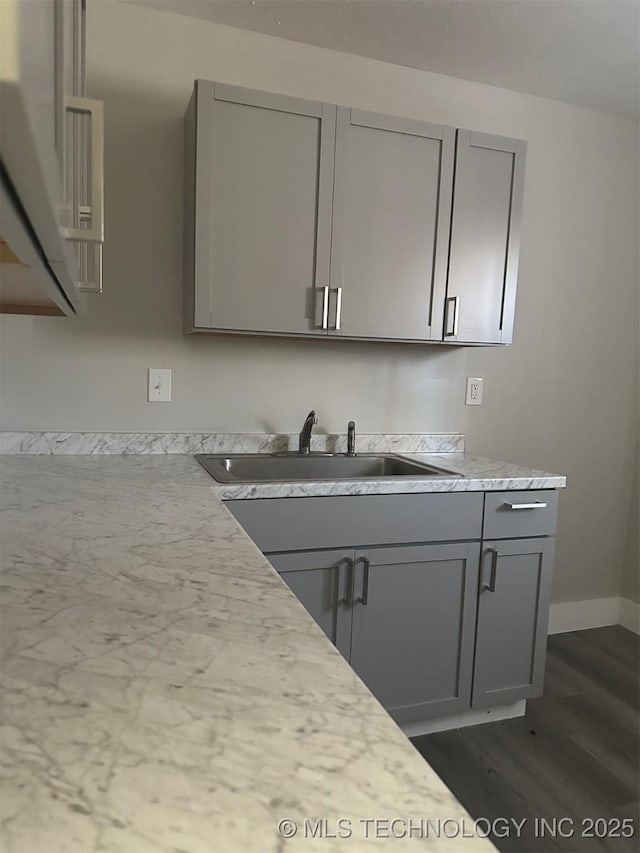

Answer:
[622,462,639,604]
[0,0,638,605]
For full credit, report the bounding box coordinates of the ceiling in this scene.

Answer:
[130,0,640,117]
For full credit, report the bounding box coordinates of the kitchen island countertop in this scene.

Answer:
[0,450,563,851]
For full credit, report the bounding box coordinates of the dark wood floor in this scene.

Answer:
[412,627,639,853]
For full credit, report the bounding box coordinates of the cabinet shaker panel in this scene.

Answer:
[349,542,480,724]
[472,537,554,708]
[187,81,335,335]
[185,82,529,347]
[268,550,353,660]
[330,108,454,340]
[444,130,526,344]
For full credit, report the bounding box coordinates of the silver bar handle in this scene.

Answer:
[355,556,370,606]
[61,95,104,243]
[444,295,459,337]
[503,500,548,510]
[321,286,329,330]
[482,548,498,592]
[334,287,343,331]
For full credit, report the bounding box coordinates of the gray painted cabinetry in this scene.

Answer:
[348,543,480,723]
[267,549,353,660]
[444,131,527,344]
[269,542,480,723]
[329,109,454,340]
[226,489,558,730]
[474,537,555,708]
[184,82,335,335]
[473,489,557,708]
[184,80,526,345]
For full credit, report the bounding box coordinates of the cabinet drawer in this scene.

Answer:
[225,492,483,552]
[483,490,558,539]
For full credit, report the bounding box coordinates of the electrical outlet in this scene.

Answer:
[465,377,483,406]
[148,368,172,402]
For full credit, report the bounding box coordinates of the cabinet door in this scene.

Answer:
[24,0,82,189]
[0,0,83,314]
[472,538,554,708]
[349,543,480,724]
[191,81,335,334]
[55,0,82,178]
[267,550,353,660]
[444,130,526,344]
[329,108,455,340]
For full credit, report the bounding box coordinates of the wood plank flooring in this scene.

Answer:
[412,627,639,853]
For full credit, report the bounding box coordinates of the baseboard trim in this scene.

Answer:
[549,596,639,635]
[619,597,640,634]
[402,700,526,737]
[548,597,620,633]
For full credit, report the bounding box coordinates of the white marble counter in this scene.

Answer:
[0,431,464,456]
[207,452,566,500]
[0,454,497,852]
[0,431,566,500]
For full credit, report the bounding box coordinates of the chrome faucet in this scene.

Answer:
[298,410,318,455]
[347,420,356,456]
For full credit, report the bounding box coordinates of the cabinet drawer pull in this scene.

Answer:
[355,556,370,606]
[321,286,329,330]
[503,500,548,510]
[444,295,459,337]
[482,548,498,592]
[337,557,354,607]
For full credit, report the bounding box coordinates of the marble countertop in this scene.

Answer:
[207,452,566,500]
[0,454,500,852]
[0,430,566,500]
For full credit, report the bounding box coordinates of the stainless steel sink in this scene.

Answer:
[195,453,461,483]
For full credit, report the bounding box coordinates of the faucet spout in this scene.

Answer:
[298,410,318,455]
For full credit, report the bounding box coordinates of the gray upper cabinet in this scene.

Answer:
[184,81,335,335]
[329,109,454,341]
[443,130,527,345]
[472,537,554,708]
[185,81,527,345]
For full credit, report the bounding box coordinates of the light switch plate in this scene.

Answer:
[148,368,172,402]
[466,377,483,406]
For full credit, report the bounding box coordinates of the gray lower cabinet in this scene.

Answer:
[472,537,555,708]
[226,489,557,728]
[348,543,479,724]
[267,549,353,660]
[269,541,480,725]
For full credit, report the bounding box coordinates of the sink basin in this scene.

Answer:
[195,453,461,483]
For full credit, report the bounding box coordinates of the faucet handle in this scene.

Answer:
[347,420,356,456]
[307,410,318,425]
